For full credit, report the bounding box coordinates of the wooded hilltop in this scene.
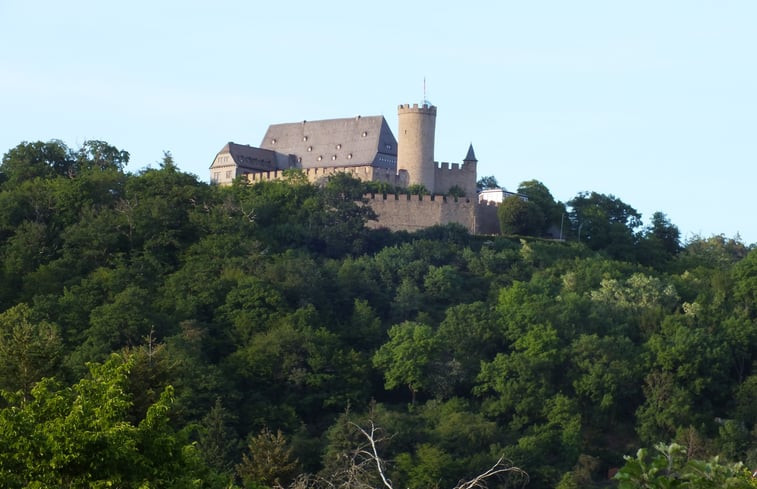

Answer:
[0,140,755,488]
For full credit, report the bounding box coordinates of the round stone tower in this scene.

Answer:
[397,103,437,194]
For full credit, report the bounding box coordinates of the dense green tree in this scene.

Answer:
[73,140,130,174]
[77,285,161,365]
[391,278,423,322]
[615,442,756,488]
[476,175,499,191]
[162,321,236,422]
[340,298,383,350]
[197,398,241,474]
[158,233,263,323]
[517,180,566,236]
[219,276,287,345]
[732,248,757,318]
[589,272,680,337]
[505,394,582,487]
[436,301,501,392]
[497,196,544,236]
[645,212,682,254]
[0,354,224,488]
[476,323,564,426]
[569,334,642,423]
[676,234,750,271]
[236,427,300,488]
[227,309,369,428]
[406,184,429,196]
[568,191,642,259]
[0,303,62,397]
[395,443,458,489]
[0,140,71,184]
[373,321,439,404]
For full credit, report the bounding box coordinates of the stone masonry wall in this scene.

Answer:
[364,194,474,232]
[475,201,501,235]
[433,161,477,197]
[245,166,407,187]
[365,194,502,235]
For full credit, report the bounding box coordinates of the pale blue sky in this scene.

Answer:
[1,1,755,244]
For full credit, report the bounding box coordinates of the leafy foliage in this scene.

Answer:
[615,442,757,488]
[0,139,755,488]
[237,427,300,488]
[0,354,213,488]
[497,196,544,236]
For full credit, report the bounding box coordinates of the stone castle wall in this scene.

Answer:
[475,200,500,235]
[433,160,477,197]
[364,194,501,235]
[245,165,408,187]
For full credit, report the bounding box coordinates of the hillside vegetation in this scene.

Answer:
[0,140,755,488]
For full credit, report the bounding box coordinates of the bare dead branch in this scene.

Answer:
[281,419,527,489]
[454,456,528,489]
[350,421,394,489]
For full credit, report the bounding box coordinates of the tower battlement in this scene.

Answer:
[397,102,437,193]
[398,103,437,115]
[437,161,462,171]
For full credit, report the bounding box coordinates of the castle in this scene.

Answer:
[210,102,501,234]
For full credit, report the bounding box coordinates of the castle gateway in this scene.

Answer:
[210,102,500,234]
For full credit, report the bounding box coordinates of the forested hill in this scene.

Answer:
[0,140,755,489]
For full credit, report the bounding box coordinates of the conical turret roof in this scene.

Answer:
[464,143,477,162]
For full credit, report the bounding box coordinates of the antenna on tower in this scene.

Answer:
[422,77,432,106]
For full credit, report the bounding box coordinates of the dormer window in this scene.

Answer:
[331,155,337,161]
[271,138,276,144]
[347,153,353,159]
[317,155,323,161]
[361,131,368,137]
[303,136,308,141]
[336,144,341,150]
[307,146,312,152]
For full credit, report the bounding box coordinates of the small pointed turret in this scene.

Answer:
[464,143,477,163]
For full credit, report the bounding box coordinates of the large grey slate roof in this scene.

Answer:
[259,115,397,170]
[211,142,290,171]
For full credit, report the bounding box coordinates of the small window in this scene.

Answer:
[385,144,391,150]
[225,171,231,179]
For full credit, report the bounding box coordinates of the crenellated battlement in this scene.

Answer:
[364,193,472,203]
[363,192,501,234]
[244,165,407,187]
[433,158,477,197]
[398,103,437,115]
[438,161,470,171]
